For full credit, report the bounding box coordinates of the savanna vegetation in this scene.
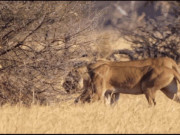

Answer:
[0,1,179,134]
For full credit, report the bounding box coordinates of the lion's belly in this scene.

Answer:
[108,78,143,94]
[113,84,143,95]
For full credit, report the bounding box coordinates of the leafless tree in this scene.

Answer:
[0,1,107,106]
[109,1,180,62]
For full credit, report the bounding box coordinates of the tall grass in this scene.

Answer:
[0,91,180,134]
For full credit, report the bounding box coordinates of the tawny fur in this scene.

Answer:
[75,57,180,105]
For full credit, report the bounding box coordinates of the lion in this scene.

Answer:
[76,64,180,106]
[76,57,180,90]
[74,57,180,105]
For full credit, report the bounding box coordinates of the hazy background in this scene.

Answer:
[0,0,179,106]
[0,1,179,134]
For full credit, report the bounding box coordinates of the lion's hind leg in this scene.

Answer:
[142,69,176,106]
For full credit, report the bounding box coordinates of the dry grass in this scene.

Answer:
[0,30,179,134]
[0,91,180,134]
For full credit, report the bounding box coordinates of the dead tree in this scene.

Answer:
[0,1,106,106]
[115,1,180,62]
